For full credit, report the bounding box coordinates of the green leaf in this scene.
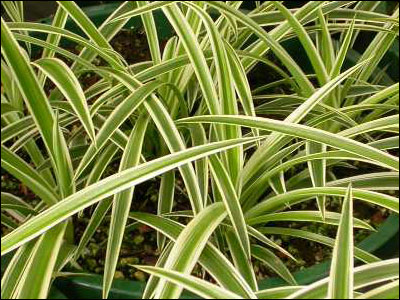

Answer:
[103,114,149,299]
[209,155,251,258]
[271,1,329,85]
[258,227,378,264]
[56,1,112,50]
[287,259,399,299]
[101,68,205,215]
[136,266,243,299]
[246,187,399,219]
[247,226,296,261]
[241,60,369,185]
[1,145,59,206]
[137,1,162,64]
[331,18,356,78]
[357,280,399,299]
[157,171,175,251]
[33,58,96,144]
[256,286,304,299]
[14,223,67,299]
[1,241,36,298]
[38,6,68,85]
[142,242,174,299]
[1,193,37,216]
[111,1,175,22]
[251,245,297,285]
[328,172,399,191]
[74,80,170,179]
[247,210,374,230]
[7,22,122,69]
[207,1,315,96]
[184,2,242,183]
[328,184,354,299]
[226,230,258,291]
[52,111,75,198]
[1,18,70,184]
[154,203,228,299]
[306,142,327,219]
[1,102,20,116]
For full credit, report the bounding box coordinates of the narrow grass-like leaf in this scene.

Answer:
[15,223,67,299]
[258,227,379,264]
[331,18,356,78]
[188,124,209,207]
[226,230,258,291]
[1,102,20,116]
[103,114,149,299]
[136,266,243,299]
[1,214,18,229]
[272,1,329,85]
[328,172,399,191]
[111,1,175,22]
[157,170,175,251]
[207,1,315,96]
[137,1,162,64]
[248,211,373,230]
[7,22,123,69]
[328,185,354,299]
[74,80,170,179]
[56,1,112,50]
[38,6,68,85]
[306,142,327,218]
[184,2,242,183]
[1,18,66,178]
[33,58,96,144]
[1,242,36,298]
[1,193,37,216]
[52,111,75,198]
[256,286,304,299]
[162,4,221,116]
[1,145,59,206]
[251,245,297,285]
[241,60,368,185]
[155,203,228,299]
[357,279,399,299]
[247,226,296,261]
[246,187,399,218]
[287,259,399,299]
[209,155,251,258]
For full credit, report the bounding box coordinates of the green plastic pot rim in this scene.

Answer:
[15,2,399,298]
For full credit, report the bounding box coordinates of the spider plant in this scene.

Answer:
[1,1,399,299]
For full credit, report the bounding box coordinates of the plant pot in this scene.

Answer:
[10,3,399,299]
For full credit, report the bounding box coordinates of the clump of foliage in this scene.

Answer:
[1,1,399,299]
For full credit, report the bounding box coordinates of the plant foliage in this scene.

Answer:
[1,1,399,299]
